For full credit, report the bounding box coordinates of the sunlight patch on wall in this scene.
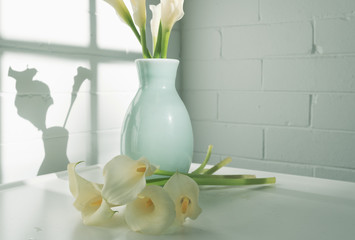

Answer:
[1,139,44,183]
[97,61,138,130]
[0,0,89,46]
[0,52,91,183]
[96,0,141,52]
[96,61,138,164]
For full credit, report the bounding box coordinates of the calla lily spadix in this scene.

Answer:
[125,185,176,234]
[67,162,116,225]
[163,173,202,224]
[102,155,156,206]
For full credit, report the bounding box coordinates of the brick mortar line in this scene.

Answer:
[181,14,355,31]
[191,120,355,134]
[182,90,355,95]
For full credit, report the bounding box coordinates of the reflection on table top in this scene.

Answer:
[1,164,355,240]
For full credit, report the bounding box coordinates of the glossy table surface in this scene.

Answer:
[1,164,355,240]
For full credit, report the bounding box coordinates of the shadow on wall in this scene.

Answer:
[8,66,92,175]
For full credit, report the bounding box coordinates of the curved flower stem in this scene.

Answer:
[125,17,141,43]
[191,145,213,174]
[202,157,232,175]
[140,27,152,58]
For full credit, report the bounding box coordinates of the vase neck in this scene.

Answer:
[136,59,179,90]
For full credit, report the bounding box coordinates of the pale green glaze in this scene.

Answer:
[120,59,193,173]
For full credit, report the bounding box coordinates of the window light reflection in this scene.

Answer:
[0,0,89,46]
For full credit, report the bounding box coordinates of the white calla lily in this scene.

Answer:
[159,0,184,58]
[103,0,132,26]
[130,0,146,29]
[67,162,116,225]
[160,0,184,31]
[163,173,202,224]
[149,3,161,51]
[102,155,156,206]
[125,185,176,234]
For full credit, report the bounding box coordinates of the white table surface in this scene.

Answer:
[0,164,354,240]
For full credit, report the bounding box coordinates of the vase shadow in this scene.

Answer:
[8,66,91,176]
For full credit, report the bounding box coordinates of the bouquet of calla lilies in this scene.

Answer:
[104,0,184,58]
[68,145,276,234]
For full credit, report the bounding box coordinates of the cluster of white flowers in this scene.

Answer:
[68,155,202,234]
[68,146,276,234]
[103,0,184,58]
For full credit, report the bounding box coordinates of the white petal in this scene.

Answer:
[104,0,132,25]
[102,155,156,206]
[125,185,176,234]
[163,173,202,224]
[82,199,116,226]
[130,0,146,29]
[161,0,184,31]
[150,4,161,39]
[67,162,116,225]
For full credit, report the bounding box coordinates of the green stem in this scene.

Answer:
[203,157,232,175]
[153,169,255,179]
[140,27,151,58]
[153,23,162,58]
[147,176,275,186]
[192,177,276,186]
[191,145,213,174]
[126,18,141,43]
[154,169,175,176]
[161,28,171,58]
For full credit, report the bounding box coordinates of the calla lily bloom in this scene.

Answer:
[103,0,141,44]
[160,0,184,31]
[67,162,116,225]
[125,185,176,234]
[149,3,161,52]
[160,0,184,58]
[102,155,156,206]
[130,0,146,30]
[163,173,202,224]
[103,0,132,26]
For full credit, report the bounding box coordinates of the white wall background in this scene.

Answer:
[181,0,355,182]
[0,0,354,184]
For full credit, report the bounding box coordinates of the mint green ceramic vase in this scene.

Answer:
[120,59,193,173]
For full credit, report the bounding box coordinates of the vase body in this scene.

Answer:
[120,59,193,173]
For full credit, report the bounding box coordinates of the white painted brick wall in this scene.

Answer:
[219,92,310,126]
[222,22,313,59]
[181,0,355,182]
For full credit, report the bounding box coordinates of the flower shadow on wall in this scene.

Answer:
[8,66,92,175]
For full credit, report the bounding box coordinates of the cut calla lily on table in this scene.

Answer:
[102,155,156,206]
[68,162,115,225]
[125,185,176,234]
[67,145,275,234]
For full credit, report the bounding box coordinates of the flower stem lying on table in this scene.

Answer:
[147,176,276,186]
[148,144,276,187]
